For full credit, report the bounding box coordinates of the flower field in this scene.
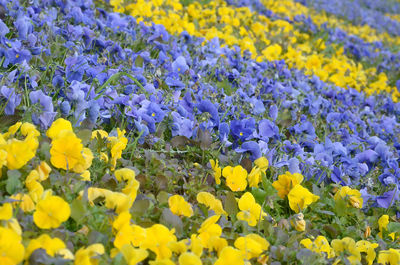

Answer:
[0,0,399,264]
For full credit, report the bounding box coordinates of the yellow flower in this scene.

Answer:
[272,171,304,199]
[355,240,378,265]
[178,252,202,265]
[214,246,244,265]
[262,44,282,61]
[334,186,363,208]
[50,130,84,171]
[10,193,35,212]
[25,234,70,260]
[36,161,51,181]
[290,213,306,232]
[114,224,146,249]
[236,192,265,226]
[254,156,269,172]
[74,244,105,265]
[20,122,40,137]
[142,224,177,260]
[0,227,25,265]
[119,244,148,265]
[197,215,222,248]
[46,118,73,139]
[234,234,270,259]
[33,195,71,229]
[168,195,193,217]
[248,157,269,187]
[114,168,140,201]
[300,236,334,258]
[196,192,227,215]
[0,203,12,220]
[377,248,400,265]
[91,129,108,140]
[222,165,248,192]
[168,240,188,255]
[378,214,389,238]
[72,147,94,173]
[331,237,361,265]
[287,184,319,213]
[4,138,37,169]
[210,159,222,185]
[149,259,175,265]
[112,211,131,233]
[109,129,128,170]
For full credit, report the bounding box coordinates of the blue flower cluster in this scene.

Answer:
[0,0,399,211]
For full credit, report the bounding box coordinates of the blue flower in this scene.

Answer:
[230,118,255,141]
[235,141,262,161]
[29,90,57,129]
[172,56,189,74]
[376,188,399,208]
[197,99,219,127]
[0,86,21,115]
[14,15,33,40]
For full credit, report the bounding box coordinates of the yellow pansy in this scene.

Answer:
[50,130,84,171]
[0,203,12,220]
[355,240,378,265]
[222,165,247,192]
[210,159,222,185]
[25,234,70,260]
[377,249,400,265]
[33,195,71,229]
[234,233,270,259]
[214,246,244,265]
[168,194,193,217]
[141,224,177,260]
[119,244,148,265]
[196,192,227,215]
[178,252,202,265]
[0,227,25,265]
[334,186,363,208]
[300,236,334,258]
[272,171,304,199]
[46,118,73,139]
[236,192,265,226]
[74,244,105,265]
[287,184,319,213]
[331,237,361,265]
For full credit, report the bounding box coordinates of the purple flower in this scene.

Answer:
[29,90,57,129]
[197,99,219,127]
[376,188,399,208]
[172,56,189,74]
[235,141,262,161]
[257,119,279,141]
[230,118,255,141]
[15,15,33,40]
[355,149,379,164]
[1,86,21,115]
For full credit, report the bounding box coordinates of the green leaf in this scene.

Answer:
[224,192,238,218]
[251,187,267,205]
[70,199,87,223]
[76,129,92,145]
[131,199,150,217]
[262,175,277,195]
[160,208,183,237]
[388,222,400,234]
[156,191,169,205]
[6,170,22,195]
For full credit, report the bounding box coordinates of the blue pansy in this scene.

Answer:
[0,86,21,115]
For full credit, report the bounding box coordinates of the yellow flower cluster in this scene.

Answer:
[272,171,319,213]
[1,119,399,264]
[111,0,399,100]
[262,0,400,47]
